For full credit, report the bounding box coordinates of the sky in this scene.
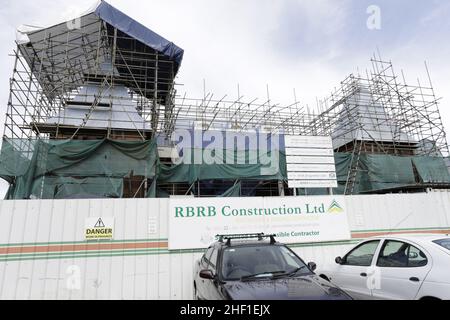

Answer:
[0,0,449,197]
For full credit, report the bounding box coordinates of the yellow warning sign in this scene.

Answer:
[85,218,114,240]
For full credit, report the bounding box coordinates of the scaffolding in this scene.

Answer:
[306,57,448,156]
[1,2,184,199]
[2,2,449,199]
[154,55,450,196]
[5,51,450,197]
[4,3,181,156]
[304,56,450,194]
[160,58,448,155]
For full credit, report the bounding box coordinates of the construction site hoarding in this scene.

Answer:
[0,193,449,299]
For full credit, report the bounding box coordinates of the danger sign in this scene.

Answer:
[85,217,115,240]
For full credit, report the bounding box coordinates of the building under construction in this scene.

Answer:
[1,1,450,200]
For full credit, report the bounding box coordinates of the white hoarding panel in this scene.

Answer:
[288,172,337,181]
[285,148,334,156]
[285,136,332,148]
[1,194,450,300]
[168,196,351,250]
[286,156,336,165]
[288,180,339,189]
[287,164,336,172]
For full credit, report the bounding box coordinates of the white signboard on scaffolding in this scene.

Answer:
[285,135,338,189]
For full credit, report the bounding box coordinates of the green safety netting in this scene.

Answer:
[412,156,450,183]
[30,176,124,199]
[0,138,158,199]
[359,154,417,192]
[1,137,450,199]
[332,153,450,194]
[333,153,354,195]
[158,149,286,184]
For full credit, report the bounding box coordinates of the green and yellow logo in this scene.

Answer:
[328,200,344,213]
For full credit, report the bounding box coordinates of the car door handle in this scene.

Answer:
[409,277,420,282]
[360,273,367,277]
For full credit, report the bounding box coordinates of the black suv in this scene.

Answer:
[193,233,352,300]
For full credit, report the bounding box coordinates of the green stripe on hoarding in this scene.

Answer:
[0,250,173,263]
[0,226,448,263]
[0,241,360,263]
[3,226,448,248]
[0,238,169,248]
[0,248,165,260]
[0,226,447,248]
[0,248,209,263]
[351,227,450,233]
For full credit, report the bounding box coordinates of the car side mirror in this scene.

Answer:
[199,270,215,280]
[335,257,343,265]
[308,262,317,272]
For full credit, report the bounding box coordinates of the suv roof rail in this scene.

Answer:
[216,233,277,246]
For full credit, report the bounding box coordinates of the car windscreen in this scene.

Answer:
[433,239,450,251]
[221,245,308,281]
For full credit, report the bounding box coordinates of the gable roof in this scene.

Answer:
[94,1,184,65]
[16,1,183,105]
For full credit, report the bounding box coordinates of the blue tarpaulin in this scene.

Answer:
[94,1,184,66]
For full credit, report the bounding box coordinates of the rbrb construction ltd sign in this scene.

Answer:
[168,196,351,250]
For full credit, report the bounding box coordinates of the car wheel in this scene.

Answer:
[420,296,441,301]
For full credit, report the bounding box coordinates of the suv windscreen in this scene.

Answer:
[433,239,450,251]
[221,245,308,281]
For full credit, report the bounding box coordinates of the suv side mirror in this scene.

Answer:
[308,262,317,272]
[335,257,343,265]
[199,270,215,280]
